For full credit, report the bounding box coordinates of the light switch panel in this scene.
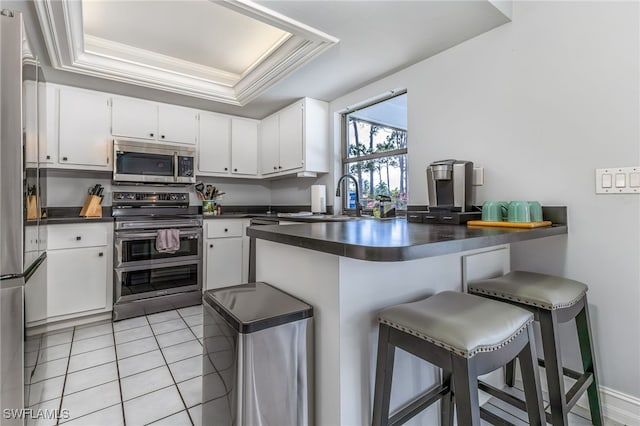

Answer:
[595,167,640,194]
[473,167,484,186]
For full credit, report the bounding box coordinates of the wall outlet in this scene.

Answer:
[473,167,484,186]
[595,166,640,194]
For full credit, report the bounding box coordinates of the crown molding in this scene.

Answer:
[34,0,338,106]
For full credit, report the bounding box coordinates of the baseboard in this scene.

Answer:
[26,312,112,336]
[514,374,640,425]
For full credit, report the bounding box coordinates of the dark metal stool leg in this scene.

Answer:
[372,324,396,426]
[576,301,604,426]
[440,370,454,426]
[518,324,546,426]
[452,356,481,426]
[540,309,569,426]
[505,359,516,387]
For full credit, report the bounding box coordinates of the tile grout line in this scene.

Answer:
[55,326,75,426]
[130,311,193,426]
[147,311,196,426]
[111,318,127,426]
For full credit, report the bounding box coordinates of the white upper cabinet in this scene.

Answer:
[111,97,157,140]
[198,112,231,175]
[111,97,197,145]
[58,87,111,169]
[278,101,304,172]
[158,104,198,144]
[198,114,259,177]
[259,97,329,177]
[231,118,259,176]
[260,114,280,175]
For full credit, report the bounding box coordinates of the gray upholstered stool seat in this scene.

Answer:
[468,270,587,310]
[468,271,603,426]
[379,291,533,358]
[372,291,546,426]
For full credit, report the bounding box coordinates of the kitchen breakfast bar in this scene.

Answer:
[247,209,567,426]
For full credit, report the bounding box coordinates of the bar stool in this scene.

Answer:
[468,271,603,426]
[371,291,546,426]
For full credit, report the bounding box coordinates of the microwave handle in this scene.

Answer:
[173,152,178,182]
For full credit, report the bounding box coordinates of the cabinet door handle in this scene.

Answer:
[273,166,277,170]
[76,236,81,241]
[209,244,213,248]
[224,228,228,232]
[161,135,165,139]
[98,252,104,257]
[278,166,282,169]
[149,133,154,137]
[224,167,228,171]
[46,155,51,160]
[233,168,238,172]
[62,156,68,161]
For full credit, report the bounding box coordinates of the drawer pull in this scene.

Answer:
[224,228,228,232]
[149,132,154,137]
[224,167,228,171]
[161,135,165,139]
[62,156,68,161]
[76,236,81,241]
[209,244,213,248]
[98,252,104,257]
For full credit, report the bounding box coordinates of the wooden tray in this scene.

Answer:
[467,220,552,229]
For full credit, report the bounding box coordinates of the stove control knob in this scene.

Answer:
[181,194,187,200]
[170,194,178,200]
[127,193,135,200]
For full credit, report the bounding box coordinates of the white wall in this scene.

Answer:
[330,1,640,400]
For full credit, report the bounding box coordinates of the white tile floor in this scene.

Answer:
[24,305,205,426]
[24,303,610,426]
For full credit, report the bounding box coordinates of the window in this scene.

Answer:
[341,92,408,212]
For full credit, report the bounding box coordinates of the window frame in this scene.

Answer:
[340,91,408,214]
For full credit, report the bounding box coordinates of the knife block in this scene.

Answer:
[80,195,103,218]
[27,195,40,220]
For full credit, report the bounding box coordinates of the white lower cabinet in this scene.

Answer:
[204,219,248,290]
[47,247,108,317]
[28,222,114,327]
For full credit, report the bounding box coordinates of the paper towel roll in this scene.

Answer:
[311,185,326,213]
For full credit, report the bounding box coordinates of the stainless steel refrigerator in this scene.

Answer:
[1,9,46,424]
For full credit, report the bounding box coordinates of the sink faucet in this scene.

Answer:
[335,174,362,217]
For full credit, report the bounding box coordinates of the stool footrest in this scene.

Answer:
[567,372,594,411]
[479,407,517,426]
[537,358,583,380]
[478,381,553,424]
[388,384,450,426]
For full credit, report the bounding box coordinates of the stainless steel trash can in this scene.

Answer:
[202,282,313,426]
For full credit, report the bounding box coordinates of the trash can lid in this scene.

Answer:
[203,282,313,334]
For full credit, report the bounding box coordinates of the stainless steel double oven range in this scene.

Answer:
[112,192,202,321]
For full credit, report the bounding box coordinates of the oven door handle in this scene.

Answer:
[115,230,201,240]
[115,259,201,273]
[174,152,179,182]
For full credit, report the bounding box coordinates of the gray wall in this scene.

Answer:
[329,1,640,400]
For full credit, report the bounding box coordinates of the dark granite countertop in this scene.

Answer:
[247,209,568,261]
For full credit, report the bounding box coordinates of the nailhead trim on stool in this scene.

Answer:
[379,317,532,358]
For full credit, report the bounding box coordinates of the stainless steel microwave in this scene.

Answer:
[113,140,196,184]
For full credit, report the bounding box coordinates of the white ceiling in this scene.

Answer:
[82,1,290,76]
[31,0,511,118]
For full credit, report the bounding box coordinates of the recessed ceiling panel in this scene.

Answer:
[82,1,290,76]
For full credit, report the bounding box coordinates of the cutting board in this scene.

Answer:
[467,220,552,229]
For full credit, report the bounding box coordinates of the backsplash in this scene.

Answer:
[43,170,333,210]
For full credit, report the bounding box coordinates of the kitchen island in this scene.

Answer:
[247,212,567,426]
